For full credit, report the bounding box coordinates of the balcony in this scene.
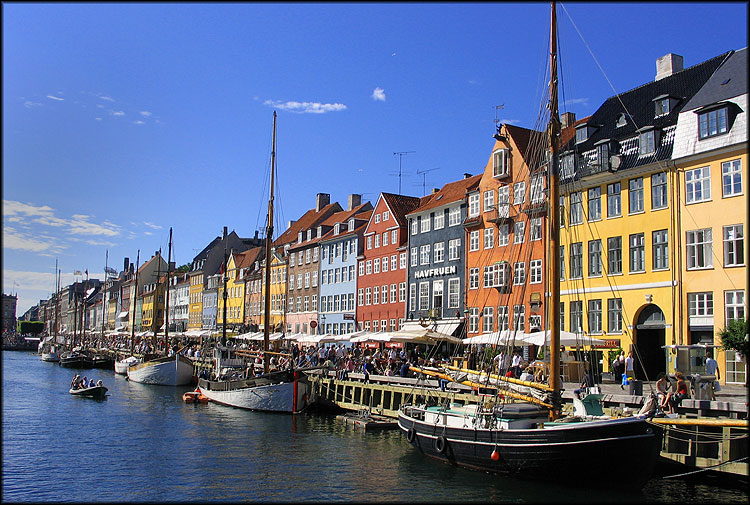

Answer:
[485,204,512,223]
[523,200,548,215]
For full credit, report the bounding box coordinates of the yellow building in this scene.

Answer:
[217,252,247,330]
[672,47,747,385]
[556,51,729,380]
[261,249,287,332]
[188,268,204,329]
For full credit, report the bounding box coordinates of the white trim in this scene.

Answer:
[560,280,676,296]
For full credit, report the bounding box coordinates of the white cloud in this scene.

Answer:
[98,95,115,102]
[140,111,152,117]
[2,226,67,253]
[564,97,589,107]
[499,118,522,125]
[3,200,121,238]
[111,110,125,116]
[95,117,102,121]
[144,231,153,236]
[46,95,64,101]
[133,120,145,125]
[371,87,386,101]
[24,100,43,108]
[143,221,162,230]
[263,100,347,114]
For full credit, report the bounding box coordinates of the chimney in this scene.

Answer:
[431,188,440,194]
[463,173,472,179]
[347,194,362,211]
[316,193,330,212]
[123,257,129,273]
[223,226,228,240]
[287,220,296,230]
[254,230,259,240]
[656,53,683,81]
[561,112,576,128]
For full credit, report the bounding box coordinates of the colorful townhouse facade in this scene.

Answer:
[316,198,373,335]
[357,193,423,334]
[404,173,482,340]
[671,47,747,384]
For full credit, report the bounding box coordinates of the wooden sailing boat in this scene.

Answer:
[40,260,62,362]
[197,111,314,413]
[127,230,194,386]
[114,251,140,375]
[396,2,662,486]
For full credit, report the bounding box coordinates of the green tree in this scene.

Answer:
[176,263,190,273]
[718,318,748,386]
[17,321,44,335]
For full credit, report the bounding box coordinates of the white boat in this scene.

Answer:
[126,354,194,386]
[40,345,60,362]
[198,369,310,413]
[114,355,140,375]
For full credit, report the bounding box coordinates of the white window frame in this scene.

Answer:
[722,159,743,197]
[685,166,711,204]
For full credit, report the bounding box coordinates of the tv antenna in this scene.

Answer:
[494,104,505,134]
[416,167,440,196]
[393,151,415,194]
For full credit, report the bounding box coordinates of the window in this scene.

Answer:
[513,305,525,331]
[559,195,565,227]
[468,193,480,217]
[374,234,380,248]
[530,259,542,284]
[469,268,479,289]
[688,292,713,317]
[367,236,372,250]
[391,255,397,271]
[434,242,445,262]
[373,286,379,305]
[570,301,583,332]
[434,211,445,229]
[629,233,645,272]
[448,278,459,308]
[469,230,480,251]
[698,107,728,139]
[399,282,405,302]
[484,190,495,212]
[381,255,388,272]
[468,307,479,333]
[513,262,525,285]
[420,215,431,233]
[559,245,565,280]
[575,127,588,144]
[483,307,494,333]
[588,299,602,334]
[723,224,744,266]
[651,173,668,209]
[366,260,372,275]
[418,282,429,311]
[365,288,371,305]
[570,192,583,225]
[686,167,711,203]
[305,248,311,263]
[588,239,602,276]
[390,284,397,303]
[513,181,526,205]
[530,217,542,241]
[725,290,745,323]
[304,272,310,288]
[410,247,418,267]
[289,252,295,266]
[686,228,713,269]
[419,244,431,265]
[358,289,363,306]
[359,261,364,277]
[484,228,494,249]
[483,265,495,288]
[559,302,565,331]
[597,142,609,170]
[652,229,669,270]
[513,221,525,244]
[382,232,388,247]
[561,154,575,180]
[530,175,545,203]
[629,178,644,213]
[313,247,319,262]
[607,236,622,275]
[497,186,510,216]
[497,306,509,331]
[638,130,655,155]
[607,182,621,218]
[411,219,418,236]
[655,97,670,116]
[570,242,583,278]
[722,159,743,197]
[498,224,509,246]
[448,206,461,226]
[448,238,460,260]
[391,229,398,244]
[409,283,416,312]
[400,252,406,269]
[588,187,601,221]
[373,259,380,274]
[493,149,509,177]
[607,298,622,333]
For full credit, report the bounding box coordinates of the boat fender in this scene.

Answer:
[406,428,416,443]
[435,435,447,454]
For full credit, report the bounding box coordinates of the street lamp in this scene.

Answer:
[320,314,326,335]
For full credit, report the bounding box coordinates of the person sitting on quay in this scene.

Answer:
[664,371,689,414]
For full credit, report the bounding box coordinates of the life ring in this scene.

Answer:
[435,435,447,454]
[406,428,416,443]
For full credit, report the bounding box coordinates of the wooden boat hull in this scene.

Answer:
[69,386,108,398]
[183,390,209,403]
[114,357,140,375]
[91,355,114,369]
[40,352,59,362]
[127,354,194,386]
[198,371,310,413]
[398,405,662,487]
[59,353,94,368]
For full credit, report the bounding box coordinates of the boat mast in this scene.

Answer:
[53,258,59,345]
[153,250,161,351]
[548,0,562,420]
[83,270,89,346]
[262,110,277,374]
[222,226,228,345]
[165,228,172,344]
[130,250,140,354]
[101,250,108,341]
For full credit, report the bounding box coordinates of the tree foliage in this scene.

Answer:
[17,320,44,335]
[719,318,748,358]
[176,263,190,273]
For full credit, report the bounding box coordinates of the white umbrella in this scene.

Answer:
[389,327,463,344]
[520,330,607,347]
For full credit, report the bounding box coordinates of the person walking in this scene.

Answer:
[624,350,635,381]
[705,350,721,400]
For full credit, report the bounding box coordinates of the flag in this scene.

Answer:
[74,270,82,275]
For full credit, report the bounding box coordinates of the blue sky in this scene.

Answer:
[3,2,747,316]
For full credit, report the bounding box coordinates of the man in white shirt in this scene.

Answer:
[624,350,635,380]
[705,350,720,400]
[511,352,522,378]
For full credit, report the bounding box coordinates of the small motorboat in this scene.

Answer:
[59,350,93,368]
[114,355,140,375]
[183,389,209,404]
[69,385,108,399]
[91,353,114,369]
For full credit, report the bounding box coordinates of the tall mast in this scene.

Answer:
[548,0,562,420]
[101,250,108,340]
[263,110,277,374]
[53,259,59,344]
[222,226,228,345]
[154,250,161,350]
[165,228,172,343]
[130,250,140,353]
[83,270,89,346]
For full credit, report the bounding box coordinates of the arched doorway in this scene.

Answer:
[633,304,666,380]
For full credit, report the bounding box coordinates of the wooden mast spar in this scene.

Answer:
[262,110,277,374]
[130,250,140,354]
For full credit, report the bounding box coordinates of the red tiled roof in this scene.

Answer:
[273,202,342,248]
[381,193,424,227]
[408,174,482,215]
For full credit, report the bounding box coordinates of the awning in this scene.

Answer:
[117,311,128,319]
[520,330,607,347]
[401,320,462,337]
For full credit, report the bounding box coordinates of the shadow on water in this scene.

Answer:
[2,352,748,503]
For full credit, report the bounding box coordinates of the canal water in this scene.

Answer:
[2,351,746,503]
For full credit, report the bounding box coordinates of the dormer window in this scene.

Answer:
[638,128,657,155]
[653,94,678,117]
[616,114,628,128]
[697,104,729,140]
[575,126,588,143]
[348,218,355,231]
[306,229,312,241]
[317,225,323,237]
[297,231,303,243]
[334,223,340,235]
[594,139,610,169]
[493,148,509,177]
